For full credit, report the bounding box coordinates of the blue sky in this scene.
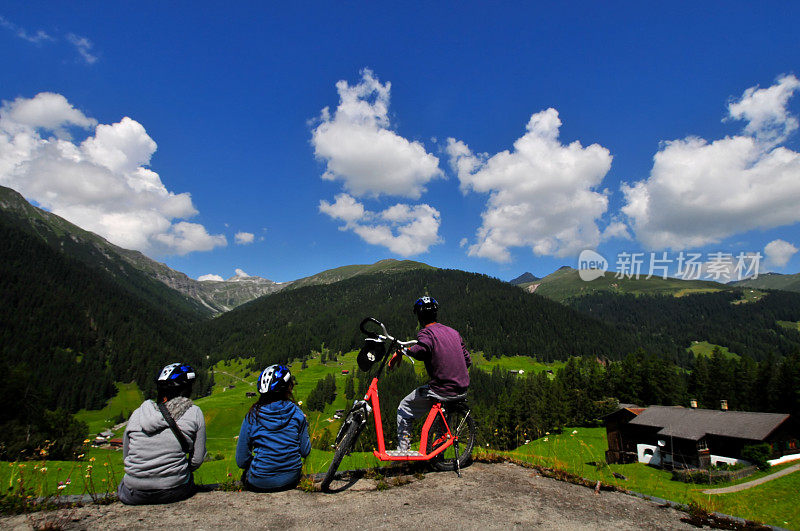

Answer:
[2,2,800,283]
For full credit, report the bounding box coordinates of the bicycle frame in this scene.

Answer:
[354,317,459,462]
[364,375,456,461]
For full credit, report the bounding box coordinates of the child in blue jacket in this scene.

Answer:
[236,364,311,491]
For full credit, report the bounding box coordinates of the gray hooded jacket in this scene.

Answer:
[122,399,207,490]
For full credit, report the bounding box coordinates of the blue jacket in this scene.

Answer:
[236,400,311,489]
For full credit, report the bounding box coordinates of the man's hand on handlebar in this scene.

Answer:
[387,348,407,370]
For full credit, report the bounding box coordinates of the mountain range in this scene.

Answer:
[0,186,436,313]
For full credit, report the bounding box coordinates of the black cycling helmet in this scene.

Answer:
[413,296,439,316]
[156,363,196,388]
[258,364,294,394]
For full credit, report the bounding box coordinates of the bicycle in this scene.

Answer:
[320,317,476,492]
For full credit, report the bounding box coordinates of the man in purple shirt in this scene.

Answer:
[388,296,471,452]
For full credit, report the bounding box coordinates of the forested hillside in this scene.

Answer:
[566,290,800,361]
[0,186,216,317]
[0,219,209,411]
[196,268,679,370]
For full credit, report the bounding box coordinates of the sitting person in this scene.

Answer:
[389,296,472,452]
[117,363,207,505]
[236,364,311,491]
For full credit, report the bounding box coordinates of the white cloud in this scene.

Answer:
[447,108,614,262]
[764,239,798,268]
[0,15,53,44]
[319,193,442,256]
[66,33,97,64]
[235,231,255,245]
[601,220,631,241]
[198,274,224,282]
[1,92,97,137]
[727,75,800,146]
[311,69,442,199]
[622,75,800,250]
[0,92,226,256]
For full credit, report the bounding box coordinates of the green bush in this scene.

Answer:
[741,443,771,470]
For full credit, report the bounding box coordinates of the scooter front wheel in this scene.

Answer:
[320,413,362,492]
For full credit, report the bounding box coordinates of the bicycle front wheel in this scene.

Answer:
[427,406,476,472]
[320,414,362,492]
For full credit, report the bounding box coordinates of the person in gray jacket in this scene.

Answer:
[117,363,207,505]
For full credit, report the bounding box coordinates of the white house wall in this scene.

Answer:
[710,455,749,467]
[768,453,800,466]
[637,444,661,465]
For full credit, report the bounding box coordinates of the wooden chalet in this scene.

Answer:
[604,405,798,469]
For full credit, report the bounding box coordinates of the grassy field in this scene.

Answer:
[731,289,767,304]
[687,341,740,360]
[74,382,144,435]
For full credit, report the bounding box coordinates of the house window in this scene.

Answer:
[697,439,708,451]
[644,448,654,456]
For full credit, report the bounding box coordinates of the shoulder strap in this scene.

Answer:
[157,400,192,455]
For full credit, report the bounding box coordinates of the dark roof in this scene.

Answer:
[601,404,644,421]
[628,406,790,441]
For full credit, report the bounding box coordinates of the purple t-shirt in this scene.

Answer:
[407,322,471,396]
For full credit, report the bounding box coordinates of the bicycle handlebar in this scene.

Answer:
[360,317,417,348]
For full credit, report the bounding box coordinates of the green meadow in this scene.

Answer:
[74,382,144,435]
[686,341,740,360]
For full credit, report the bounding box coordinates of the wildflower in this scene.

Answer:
[545,432,550,435]
[89,457,96,462]
[57,484,66,490]
[103,462,108,466]
[18,464,25,468]
[571,430,578,435]
[65,479,71,485]
[83,439,91,444]
[101,479,106,483]
[87,465,93,471]
[77,454,84,459]
[543,437,549,442]
[40,467,48,473]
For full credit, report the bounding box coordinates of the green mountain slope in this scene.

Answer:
[285,259,436,290]
[198,268,676,370]
[0,186,286,314]
[0,215,207,412]
[731,272,800,293]
[522,266,729,302]
[0,186,219,317]
[566,289,800,361]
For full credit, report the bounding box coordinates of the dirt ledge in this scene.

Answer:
[0,462,726,530]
